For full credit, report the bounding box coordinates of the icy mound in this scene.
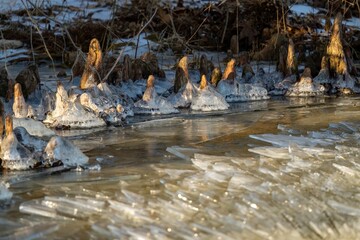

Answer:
[286,77,326,97]
[45,101,106,129]
[0,131,39,170]
[134,89,179,115]
[217,80,269,102]
[44,82,106,129]
[44,136,89,168]
[191,86,229,111]
[314,69,360,93]
[168,81,197,108]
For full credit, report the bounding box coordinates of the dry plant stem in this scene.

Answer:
[174,56,189,93]
[210,67,221,86]
[0,30,10,77]
[80,39,102,89]
[21,0,86,72]
[143,75,155,102]
[286,38,297,76]
[221,10,229,45]
[5,115,13,137]
[236,0,239,55]
[0,100,3,137]
[222,59,236,80]
[327,12,348,77]
[199,74,207,90]
[186,15,208,45]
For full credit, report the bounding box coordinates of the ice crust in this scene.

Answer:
[11,121,360,239]
[216,80,269,102]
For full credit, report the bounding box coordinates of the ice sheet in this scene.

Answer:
[3,102,360,239]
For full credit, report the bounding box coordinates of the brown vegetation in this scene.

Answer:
[199,74,208,90]
[80,38,103,89]
[222,59,236,80]
[174,56,189,93]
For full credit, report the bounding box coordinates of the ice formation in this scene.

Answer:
[268,74,297,95]
[0,116,40,170]
[216,59,269,102]
[286,68,326,97]
[168,81,197,108]
[134,75,179,115]
[191,75,229,111]
[0,112,89,170]
[44,82,106,129]
[44,136,89,168]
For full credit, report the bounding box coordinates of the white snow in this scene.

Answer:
[290,4,319,15]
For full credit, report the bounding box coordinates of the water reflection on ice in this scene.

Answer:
[1,97,360,239]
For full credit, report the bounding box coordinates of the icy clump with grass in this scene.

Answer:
[0,129,39,170]
[44,83,106,129]
[134,75,179,115]
[191,83,229,112]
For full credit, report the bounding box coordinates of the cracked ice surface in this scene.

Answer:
[2,118,358,239]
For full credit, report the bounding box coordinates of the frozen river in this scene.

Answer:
[1,96,360,239]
